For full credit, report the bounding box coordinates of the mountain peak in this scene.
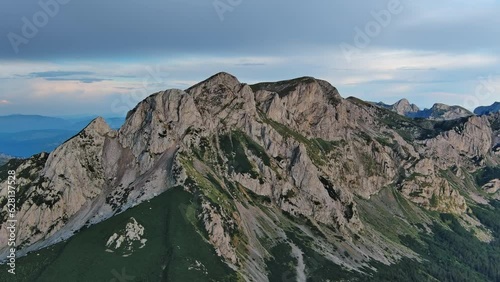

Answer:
[395,98,410,105]
[83,117,112,136]
[392,98,420,115]
[187,72,241,92]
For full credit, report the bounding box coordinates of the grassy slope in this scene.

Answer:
[0,187,236,282]
[358,188,500,282]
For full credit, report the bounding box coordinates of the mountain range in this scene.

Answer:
[0,115,125,157]
[374,99,478,120]
[0,73,500,281]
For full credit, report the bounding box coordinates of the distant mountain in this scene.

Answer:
[0,129,79,157]
[375,99,473,120]
[0,115,72,133]
[475,102,500,116]
[409,103,473,120]
[0,115,125,133]
[0,116,125,157]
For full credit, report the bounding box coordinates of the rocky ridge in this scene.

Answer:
[376,99,473,120]
[1,72,499,281]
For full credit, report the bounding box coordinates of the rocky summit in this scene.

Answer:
[375,99,474,120]
[1,72,500,281]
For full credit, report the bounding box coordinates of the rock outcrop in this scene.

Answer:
[376,98,420,116]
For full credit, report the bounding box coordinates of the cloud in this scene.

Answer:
[336,49,498,72]
[29,71,95,78]
[26,71,110,83]
[0,100,10,105]
[0,47,498,116]
[42,77,110,83]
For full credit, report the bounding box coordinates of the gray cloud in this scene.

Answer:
[29,71,95,78]
[1,0,498,59]
[26,71,108,83]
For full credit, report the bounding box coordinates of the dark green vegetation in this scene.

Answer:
[354,185,500,282]
[0,158,24,181]
[219,131,261,179]
[379,111,469,142]
[387,206,500,282]
[364,201,500,282]
[0,187,237,282]
[284,230,362,281]
[265,242,298,281]
[2,184,500,281]
[488,113,500,131]
[474,166,500,187]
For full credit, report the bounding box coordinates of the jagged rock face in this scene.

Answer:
[375,99,420,116]
[421,116,493,168]
[399,158,467,214]
[0,118,115,254]
[425,103,473,120]
[1,72,499,280]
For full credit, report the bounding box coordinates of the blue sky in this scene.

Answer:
[0,0,499,116]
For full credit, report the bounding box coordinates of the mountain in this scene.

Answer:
[0,115,71,133]
[1,73,500,281]
[376,98,420,116]
[0,116,125,157]
[410,103,474,120]
[0,115,124,133]
[475,102,500,116]
[375,99,473,120]
[0,130,79,157]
